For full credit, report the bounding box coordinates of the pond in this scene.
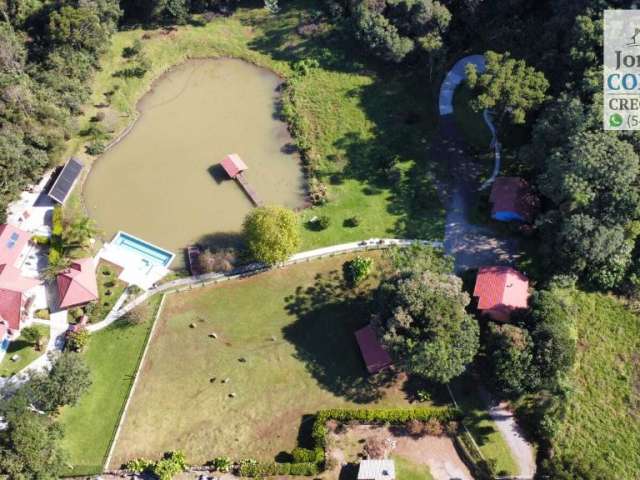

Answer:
[83,58,304,261]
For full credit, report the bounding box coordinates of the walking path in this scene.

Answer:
[89,237,443,332]
[438,55,535,479]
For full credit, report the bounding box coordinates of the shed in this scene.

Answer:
[48,158,84,204]
[57,258,99,309]
[358,459,396,480]
[220,153,248,179]
[473,266,529,322]
[489,177,538,223]
[355,325,392,374]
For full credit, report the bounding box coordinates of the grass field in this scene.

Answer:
[552,290,640,478]
[0,324,49,377]
[68,0,444,251]
[58,296,161,475]
[393,455,435,480]
[111,253,416,466]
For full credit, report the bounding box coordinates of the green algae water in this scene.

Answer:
[83,58,304,257]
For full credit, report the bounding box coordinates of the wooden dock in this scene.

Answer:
[235,172,263,206]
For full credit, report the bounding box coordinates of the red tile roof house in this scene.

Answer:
[355,324,393,374]
[0,224,41,335]
[473,266,530,322]
[56,258,99,310]
[489,177,539,223]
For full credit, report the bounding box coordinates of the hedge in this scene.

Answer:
[312,406,460,447]
[239,461,319,477]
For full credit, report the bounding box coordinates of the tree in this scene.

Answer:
[466,50,549,127]
[538,131,640,225]
[342,256,374,287]
[20,327,45,351]
[62,216,98,251]
[242,206,300,265]
[0,409,66,479]
[352,0,450,64]
[48,6,109,54]
[376,271,479,383]
[487,323,540,397]
[529,289,577,389]
[26,352,91,413]
[552,214,633,290]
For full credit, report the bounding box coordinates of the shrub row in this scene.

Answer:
[453,432,497,480]
[312,406,461,447]
[238,460,319,477]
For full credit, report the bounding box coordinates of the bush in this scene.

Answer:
[86,140,106,156]
[34,309,50,320]
[151,451,187,480]
[125,457,154,473]
[423,417,445,436]
[344,216,360,227]
[31,235,50,246]
[317,215,330,230]
[52,206,64,236]
[342,256,374,287]
[122,39,143,58]
[66,327,90,352]
[291,447,323,463]
[198,248,236,273]
[210,456,232,472]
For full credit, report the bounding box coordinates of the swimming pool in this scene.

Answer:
[112,231,175,267]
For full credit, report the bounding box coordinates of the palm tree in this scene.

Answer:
[63,216,98,252]
[41,255,71,282]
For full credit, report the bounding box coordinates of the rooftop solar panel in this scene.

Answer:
[48,158,83,204]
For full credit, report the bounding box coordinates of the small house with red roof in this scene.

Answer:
[0,224,41,334]
[220,153,248,179]
[56,258,99,310]
[355,324,393,374]
[489,177,539,223]
[473,266,529,322]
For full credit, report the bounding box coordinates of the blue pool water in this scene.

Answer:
[1,337,9,353]
[113,231,174,267]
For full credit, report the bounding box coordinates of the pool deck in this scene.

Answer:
[96,233,174,290]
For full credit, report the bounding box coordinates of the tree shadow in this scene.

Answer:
[282,270,396,403]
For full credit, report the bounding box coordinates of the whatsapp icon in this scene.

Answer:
[609,113,624,128]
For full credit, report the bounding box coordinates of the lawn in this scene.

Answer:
[0,324,49,377]
[551,290,640,478]
[111,253,416,467]
[67,0,444,250]
[57,296,161,476]
[86,260,128,324]
[393,455,435,480]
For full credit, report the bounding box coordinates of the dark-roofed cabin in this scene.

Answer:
[355,324,392,374]
[489,177,539,223]
[48,158,84,204]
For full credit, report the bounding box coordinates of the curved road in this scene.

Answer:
[439,55,536,479]
[435,56,520,273]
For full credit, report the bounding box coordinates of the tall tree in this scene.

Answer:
[466,50,549,127]
[26,352,92,413]
[376,270,479,383]
[242,205,300,265]
[0,409,66,479]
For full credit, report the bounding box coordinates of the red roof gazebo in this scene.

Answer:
[220,153,248,179]
[57,258,99,310]
[473,266,529,322]
[355,324,392,374]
